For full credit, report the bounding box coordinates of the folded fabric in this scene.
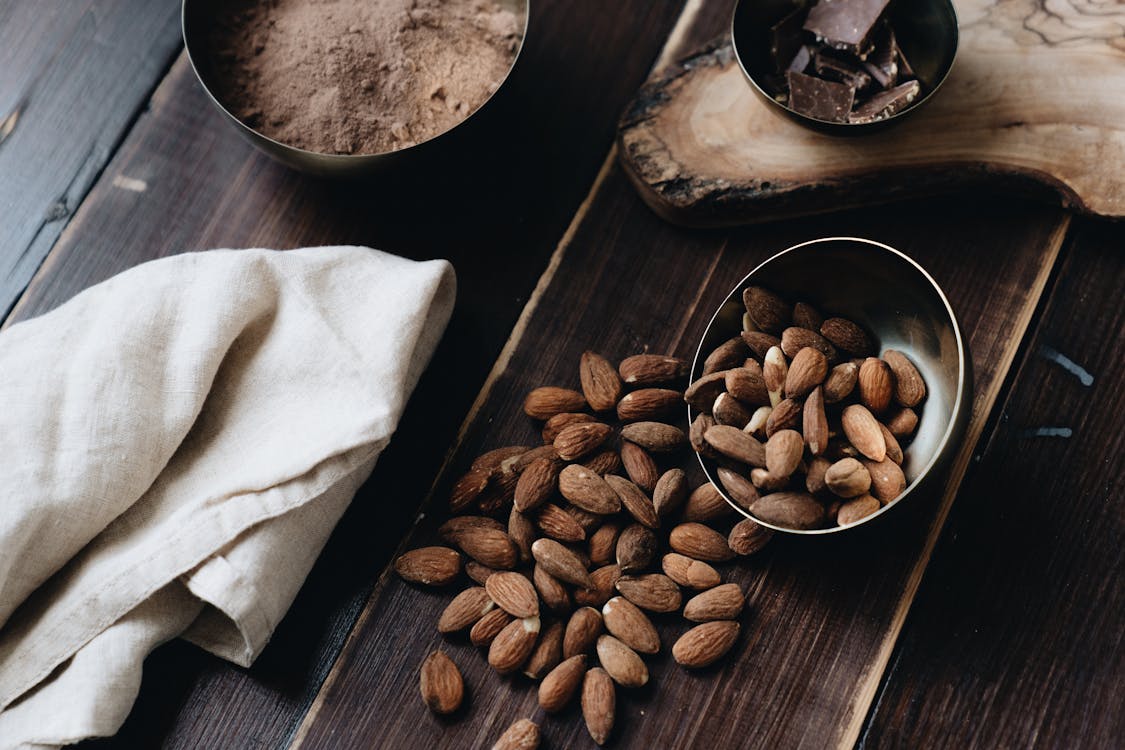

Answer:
[0,246,456,748]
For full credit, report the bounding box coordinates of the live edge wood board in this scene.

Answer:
[618,0,1125,226]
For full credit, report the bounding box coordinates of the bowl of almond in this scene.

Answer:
[688,236,971,533]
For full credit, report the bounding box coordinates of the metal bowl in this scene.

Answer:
[731,0,958,134]
[689,237,972,534]
[182,0,529,177]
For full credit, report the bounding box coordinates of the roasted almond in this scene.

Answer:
[539,654,588,712]
[619,440,659,491]
[536,503,586,542]
[508,444,561,475]
[683,483,734,522]
[509,508,536,563]
[684,371,729,413]
[492,719,540,750]
[558,465,621,514]
[620,421,687,453]
[653,468,688,517]
[438,586,496,633]
[563,607,604,658]
[883,349,926,407]
[879,422,904,464]
[704,425,766,467]
[524,386,587,420]
[765,429,804,478]
[554,421,612,461]
[439,515,505,544]
[750,492,826,530]
[472,445,531,474]
[471,608,514,647]
[725,363,770,406]
[542,412,596,444]
[395,546,461,586]
[617,388,682,421]
[803,386,829,456]
[523,620,564,680]
[792,301,823,331]
[602,596,660,655]
[488,616,541,674]
[615,573,682,613]
[618,354,688,386]
[566,504,603,533]
[486,571,540,618]
[573,564,621,608]
[673,620,740,668]
[588,521,623,566]
[455,527,519,569]
[750,467,787,492]
[533,563,572,614]
[765,397,802,437]
[583,449,621,476]
[581,667,616,746]
[662,552,722,589]
[615,523,657,573]
[669,522,736,562]
[728,518,774,556]
[781,326,838,362]
[604,474,659,529]
[717,466,758,510]
[885,406,919,438]
[824,457,872,498]
[785,347,828,398]
[864,458,907,502]
[805,456,832,496]
[820,317,873,356]
[703,336,750,375]
[743,286,788,333]
[531,538,593,588]
[580,351,623,412]
[420,651,463,715]
[683,583,745,622]
[513,456,561,512]
[745,405,772,438]
[466,561,497,585]
[596,634,649,688]
[712,392,752,428]
[823,361,859,403]
[763,345,787,406]
[449,466,492,513]
[842,404,887,461]
[689,412,716,455]
[741,330,782,359]
[837,494,881,525]
[858,357,894,414]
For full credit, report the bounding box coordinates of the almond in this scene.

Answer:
[395,546,461,586]
[508,444,560,475]
[792,301,823,331]
[842,404,887,461]
[837,494,881,525]
[617,388,682,421]
[765,397,802,437]
[750,492,826,530]
[542,412,596,443]
[785,347,828,398]
[712,392,752,428]
[820,317,873,356]
[717,466,758,510]
[533,563,572,614]
[455,527,519,569]
[449,466,492,513]
[438,586,496,633]
[573,564,621,608]
[588,521,623,566]
[741,330,782,359]
[885,406,919,438]
[513,457,560,512]
[523,621,564,680]
[531,538,593,588]
[601,596,660,655]
[858,357,894,413]
[765,429,804,477]
[539,654,588,712]
[704,425,766,467]
[472,445,531,474]
[486,571,540,618]
[492,719,540,750]
[879,423,904,464]
[615,573,682,612]
[566,504,603,533]
[618,354,688,386]
[439,515,505,544]
[725,363,770,406]
[620,421,687,453]
[619,440,659,492]
[673,621,740,668]
[470,608,514,647]
[683,583,745,622]
[743,286,788,333]
[669,522,736,562]
[509,508,536,563]
[684,371,728,413]
[524,386,587,420]
[489,615,541,674]
[781,326,838,361]
[703,336,750,375]
[563,607,604,658]
[763,345,787,406]
[554,421,612,461]
[615,523,657,573]
[728,518,774,556]
[603,474,659,529]
[581,667,616,746]
[864,458,907,502]
[750,468,787,492]
[580,351,623,412]
[596,634,649,688]
[883,349,926,407]
[805,456,832,496]
[824,457,872,498]
[653,468,688,517]
[583,449,621,476]
[745,405,772,438]
[558,465,621,514]
[662,552,722,589]
[683,483,734,522]
[466,561,497,585]
[536,503,586,542]
[419,651,463,715]
[823,361,859,403]
[689,413,715,455]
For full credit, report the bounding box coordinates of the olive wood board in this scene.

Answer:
[617,0,1125,226]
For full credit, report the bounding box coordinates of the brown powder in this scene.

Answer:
[209,0,522,155]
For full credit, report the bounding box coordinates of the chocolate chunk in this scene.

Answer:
[803,0,891,57]
[814,50,873,91]
[848,80,920,123]
[771,8,808,72]
[787,45,813,74]
[787,71,856,123]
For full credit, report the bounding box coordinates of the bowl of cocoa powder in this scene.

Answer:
[183,0,528,175]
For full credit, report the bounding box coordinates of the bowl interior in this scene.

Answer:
[731,0,958,130]
[691,238,965,530]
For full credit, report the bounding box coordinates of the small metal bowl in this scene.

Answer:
[731,0,958,134]
[182,0,529,176]
[690,237,972,534]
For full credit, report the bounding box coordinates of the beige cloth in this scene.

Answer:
[0,246,456,748]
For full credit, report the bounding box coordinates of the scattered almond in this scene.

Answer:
[536,503,586,543]
[653,468,688,517]
[542,412,596,444]
[524,386,587,420]
[420,651,463,715]
[580,351,623,412]
[620,421,687,453]
[563,607,604,659]
[619,440,659,492]
[602,596,660,654]
[492,719,540,750]
[471,608,514,647]
[395,546,462,586]
[673,621,740,668]
[765,429,803,477]
[727,518,774,556]
[824,457,872,498]
[785,347,828,398]
[842,404,887,461]
[662,552,722,589]
[615,573,682,613]
[596,634,649,687]
[618,354,688,386]
[858,357,894,413]
[837,494,882,525]
[883,349,926,407]
[820,317,873,356]
[615,523,657,573]
[581,667,616,746]
[438,586,495,633]
[486,571,540,619]
[532,538,593,588]
[558,465,621,514]
[683,583,745,622]
[669,522,736,562]
[488,615,541,674]
[539,654,587,712]
[603,474,659,529]
[554,421,612,461]
[617,388,682,421]
[523,620,564,680]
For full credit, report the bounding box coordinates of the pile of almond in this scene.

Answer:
[395,351,771,748]
[688,285,927,530]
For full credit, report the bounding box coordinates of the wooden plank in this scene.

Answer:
[859,221,1125,749]
[15,1,691,747]
[0,0,182,313]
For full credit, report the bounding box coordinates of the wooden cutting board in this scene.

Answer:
[618,0,1125,226]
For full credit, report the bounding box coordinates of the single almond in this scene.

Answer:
[785,347,828,398]
[825,457,872,498]
[523,621,564,680]
[765,429,804,477]
[573,564,622,608]
[603,474,659,529]
[885,406,919,438]
[536,503,587,542]
[689,412,716,455]
[513,457,561,512]
[717,466,759,510]
[438,586,496,633]
[792,301,823,331]
[749,492,826,530]
[542,412,596,444]
[684,371,729,413]
[728,518,774,556]
[602,596,660,655]
[455,527,519,569]
[523,386,587,420]
[781,326,838,361]
[583,449,621,475]
[725,364,770,406]
[488,615,542,674]
[743,286,788,333]
[620,421,687,453]
[420,651,463,715]
[618,354,688,386]
[823,361,859,403]
[883,349,926,407]
[563,607,604,658]
[662,552,722,589]
[508,444,561,475]
[492,718,540,750]
[449,466,492,513]
[439,515,505,544]
[653,468,688,517]
[842,404,887,461]
[669,522,736,562]
[588,521,623,566]
[820,317,873,356]
[858,357,894,413]
[395,546,462,586]
[486,571,540,618]
[673,620,741,668]
[765,397,802,437]
[581,667,616,746]
[741,330,782,359]
[466,561,497,585]
[837,494,881,525]
[554,421,612,461]
[532,538,593,588]
[805,456,832,496]
[683,583,745,622]
[683,483,734,522]
[712,392,752,428]
[539,654,588,712]
[879,422,904,464]
[596,634,649,687]
[750,467,787,492]
[558,465,621,514]
[803,386,828,455]
[470,608,513,647]
[703,336,750,375]
[615,573,682,612]
[704,424,766,467]
[615,523,657,573]
[763,345,787,407]
[745,405,772,438]
[580,351,623,412]
[863,458,907,502]
[620,440,659,492]
[509,508,536,563]
[617,388,682,421]
[533,563,572,614]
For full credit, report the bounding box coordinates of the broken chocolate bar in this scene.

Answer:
[803,0,891,57]
[787,71,856,123]
[814,50,873,91]
[847,79,920,123]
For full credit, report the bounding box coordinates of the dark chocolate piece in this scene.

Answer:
[771,8,808,73]
[803,0,890,57]
[787,71,856,123]
[848,80,920,123]
[814,50,873,91]
[787,45,813,74]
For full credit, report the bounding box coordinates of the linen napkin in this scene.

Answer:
[0,246,456,748]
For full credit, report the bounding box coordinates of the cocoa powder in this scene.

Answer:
[208,0,522,155]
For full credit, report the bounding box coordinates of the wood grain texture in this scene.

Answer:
[0,0,182,313]
[7,1,691,747]
[618,0,1125,226]
[860,221,1125,749]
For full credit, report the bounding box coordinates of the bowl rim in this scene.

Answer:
[729,0,960,132]
[688,235,968,534]
[181,0,531,162]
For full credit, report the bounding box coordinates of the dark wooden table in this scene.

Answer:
[3,1,1121,748]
